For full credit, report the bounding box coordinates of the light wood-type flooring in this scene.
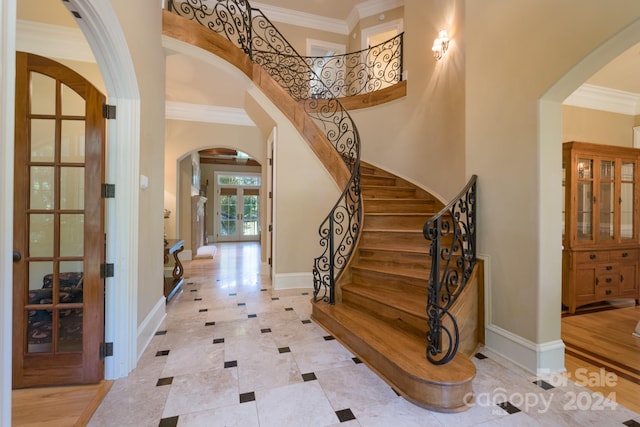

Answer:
[12,381,112,427]
[562,304,640,414]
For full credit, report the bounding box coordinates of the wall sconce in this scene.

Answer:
[432,29,450,61]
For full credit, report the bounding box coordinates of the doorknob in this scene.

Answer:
[13,251,21,262]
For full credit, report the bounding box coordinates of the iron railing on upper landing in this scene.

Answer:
[304,34,404,99]
[423,175,477,365]
[167,0,362,304]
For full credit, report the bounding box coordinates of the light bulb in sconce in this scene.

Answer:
[432,29,450,61]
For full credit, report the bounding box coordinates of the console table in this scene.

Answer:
[164,239,184,302]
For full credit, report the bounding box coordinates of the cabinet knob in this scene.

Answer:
[606,265,613,271]
[605,278,612,283]
[621,275,624,282]
[596,278,599,285]
[622,252,629,258]
[605,289,612,295]
[589,254,596,260]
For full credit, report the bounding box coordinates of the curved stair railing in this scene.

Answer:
[423,175,477,364]
[167,0,362,305]
[305,33,404,99]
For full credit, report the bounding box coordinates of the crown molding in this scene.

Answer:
[563,83,640,116]
[251,2,348,35]
[166,101,255,126]
[16,19,95,63]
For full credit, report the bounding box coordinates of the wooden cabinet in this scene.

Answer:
[562,142,640,313]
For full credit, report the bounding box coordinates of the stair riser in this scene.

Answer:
[361,186,417,199]
[351,267,427,292]
[364,214,432,229]
[360,230,429,250]
[365,199,435,213]
[342,289,428,336]
[357,248,431,270]
[361,175,397,186]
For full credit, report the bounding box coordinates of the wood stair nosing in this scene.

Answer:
[311,302,475,412]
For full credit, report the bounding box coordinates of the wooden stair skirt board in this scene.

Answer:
[311,264,481,412]
[311,161,481,412]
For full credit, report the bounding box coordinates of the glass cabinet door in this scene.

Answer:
[620,161,635,240]
[599,159,615,241]
[576,158,594,242]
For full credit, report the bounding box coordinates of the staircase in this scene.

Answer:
[163,0,481,413]
[312,162,479,412]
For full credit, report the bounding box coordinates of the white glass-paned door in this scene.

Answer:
[215,173,260,242]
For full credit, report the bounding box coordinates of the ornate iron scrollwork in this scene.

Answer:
[168,0,363,305]
[423,175,477,364]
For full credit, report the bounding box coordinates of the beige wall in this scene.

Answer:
[350,6,404,52]
[351,0,466,202]
[111,0,167,326]
[270,22,348,55]
[563,105,636,147]
[466,0,640,357]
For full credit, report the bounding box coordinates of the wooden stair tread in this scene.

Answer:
[313,302,475,384]
[363,227,423,233]
[352,264,429,281]
[358,244,429,255]
[343,283,427,318]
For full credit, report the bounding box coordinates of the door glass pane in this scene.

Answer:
[30,214,54,257]
[30,166,54,210]
[59,308,83,352]
[27,261,55,353]
[29,261,53,291]
[599,181,614,240]
[61,120,85,163]
[576,158,594,241]
[220,195,237,237]
[30,72,55,115]
[242,195,259,237]
[60,167,84,210]
[27,309,53,353]
[599,160,615,240]
[576,181,592,241]
[61,84,85,116]
[60,214,84,257]
[621,162,635,240]
[30,119,55,162]
[577,158,592,179]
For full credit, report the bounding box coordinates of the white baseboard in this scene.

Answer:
[136,296,166,362]
[273,272,314,290]
[485,323,565,376]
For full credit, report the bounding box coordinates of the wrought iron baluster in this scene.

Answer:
[423,176,477,365]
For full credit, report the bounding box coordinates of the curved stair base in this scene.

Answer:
[312,301,476,412]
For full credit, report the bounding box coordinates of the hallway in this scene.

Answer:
[87,242,640,426]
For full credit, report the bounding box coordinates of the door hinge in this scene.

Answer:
[268,191,272,199]
[268,224,272,232]
[103,104,116,119]
[100,342,113,359]
[269,158,273,166]
[268,257,272,265]
[102,183,115,198]
[100,263,115,278]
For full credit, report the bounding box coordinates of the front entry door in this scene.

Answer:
[12,53,106,387]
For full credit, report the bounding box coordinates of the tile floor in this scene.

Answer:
[88,242,640,427]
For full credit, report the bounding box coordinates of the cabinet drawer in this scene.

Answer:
[595,272,619,287]
[574,251,608,264]
[609,249,639,261]
[595,284,619,298]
